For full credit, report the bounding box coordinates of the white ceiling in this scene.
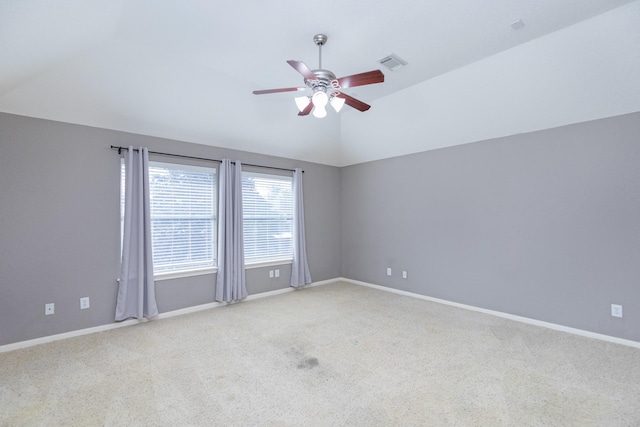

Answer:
[1,0,639,166]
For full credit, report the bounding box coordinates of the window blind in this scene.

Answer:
[242,171,293,264]
[121,161,217,274]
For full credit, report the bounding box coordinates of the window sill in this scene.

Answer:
[125,261,291,283]
[245,259,292,270]
[154,267,217,281]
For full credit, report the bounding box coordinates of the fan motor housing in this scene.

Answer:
[306,69,337,92]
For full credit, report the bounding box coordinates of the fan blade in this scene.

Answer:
[336,70,384,88]
[336,92,371,112]
[298,102,313,116]
[287,60,317,80]
[253,87,304,95]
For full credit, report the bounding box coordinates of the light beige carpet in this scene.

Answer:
[1,282,639,426]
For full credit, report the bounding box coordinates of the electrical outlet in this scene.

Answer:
[80,297,90,310]
[402,271,408,279]
[611,304,623,318]
[45,303,54,315]
[269,270,274,278]
[386,268,392,276]
[275,269,280,278]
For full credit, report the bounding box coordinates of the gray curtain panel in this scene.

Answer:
[290,168,312,287]
[216,159,247,302]
[115,146,158,321]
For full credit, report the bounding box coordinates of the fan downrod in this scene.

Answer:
[312,34,329,73]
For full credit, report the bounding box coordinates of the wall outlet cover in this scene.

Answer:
[45,303,54,315]
[386,268,392,276]
[611,304,623,318]
[80,297,90,309]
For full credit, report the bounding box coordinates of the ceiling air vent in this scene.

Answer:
[378,54,407,71]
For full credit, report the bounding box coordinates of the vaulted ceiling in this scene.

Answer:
[1,0,639,166]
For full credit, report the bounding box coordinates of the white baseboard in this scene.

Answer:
[0,278,339,354]
[339,277,640,349]
[6,277,634,353]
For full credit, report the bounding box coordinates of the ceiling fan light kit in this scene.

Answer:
[311,91,328,118]
[253,34,385,118]
[330,96,345,112]
[294,96,310,112]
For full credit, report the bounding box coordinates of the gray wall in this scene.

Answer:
[3,110,639,347]
[341,112,640,342]
[0,113,341,346]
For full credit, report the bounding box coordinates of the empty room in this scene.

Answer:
[1,0,640,425]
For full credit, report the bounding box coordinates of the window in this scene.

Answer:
[242,171,293,265]
[121,161,217,276]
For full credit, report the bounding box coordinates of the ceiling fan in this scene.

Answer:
[253,34,385,118]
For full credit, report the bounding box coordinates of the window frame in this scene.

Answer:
[120,159,218,280]
[241,169,294,267]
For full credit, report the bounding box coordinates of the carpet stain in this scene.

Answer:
[297,357,319,369]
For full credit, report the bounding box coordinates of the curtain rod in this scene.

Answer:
[110,145,303,173]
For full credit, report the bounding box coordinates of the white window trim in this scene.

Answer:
[147,162,217,276]
[154,267,218,281]
[244,259,292,270]
[154,261,291,279]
